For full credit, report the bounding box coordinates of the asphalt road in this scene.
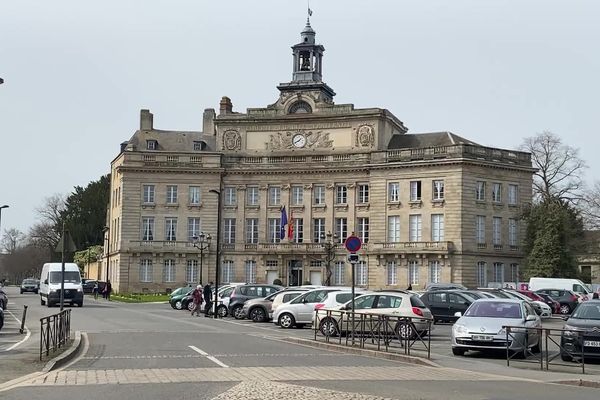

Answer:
[2,286,600,400]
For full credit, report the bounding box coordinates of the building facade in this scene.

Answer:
[103,20,534,294]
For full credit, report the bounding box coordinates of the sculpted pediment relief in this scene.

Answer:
[269,130,333,150]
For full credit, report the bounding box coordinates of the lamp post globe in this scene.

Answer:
[191,232,212,285]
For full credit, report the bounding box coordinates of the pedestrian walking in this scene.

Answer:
[203,282,213,317]
[104,280,112,301]
[93,281,99,300]
[191,285,203,316]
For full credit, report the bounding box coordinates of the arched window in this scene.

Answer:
[288,101,312,114]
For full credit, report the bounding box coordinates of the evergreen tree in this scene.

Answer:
[60,174,110,250]
[523,198,583,279]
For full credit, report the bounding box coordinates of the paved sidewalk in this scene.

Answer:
[15,364,522,387]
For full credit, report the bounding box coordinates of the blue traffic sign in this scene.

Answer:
[344,235,362,252]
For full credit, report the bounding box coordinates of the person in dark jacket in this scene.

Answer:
[203,282,213,317]
[191,285,203,316]
[104,280,112,301]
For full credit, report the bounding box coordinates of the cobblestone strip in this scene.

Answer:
[209,380,400,400]
[16,365,519,387]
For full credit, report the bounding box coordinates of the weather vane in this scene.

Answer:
[307,0,313,22]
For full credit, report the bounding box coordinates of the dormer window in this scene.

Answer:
[193,141,207,151]
[288,101,312,114]
[146,140,158,150]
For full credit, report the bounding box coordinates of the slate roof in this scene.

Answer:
[387,131,480,149]
[127,129,216,152]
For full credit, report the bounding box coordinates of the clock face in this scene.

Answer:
[292,134,307,148]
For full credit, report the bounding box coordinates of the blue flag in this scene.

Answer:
[280,206,288,240]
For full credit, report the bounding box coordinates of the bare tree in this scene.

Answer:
[0,228,25,254]
[581,181,600,229]
[28,194,66,251]
[36,194,65,227]
[520,131,587,204]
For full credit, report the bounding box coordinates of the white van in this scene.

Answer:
[39,263,84,307]
[528,277,592,298]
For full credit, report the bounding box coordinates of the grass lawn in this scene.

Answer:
[110,293,170,303]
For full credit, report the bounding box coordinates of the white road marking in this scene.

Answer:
[1,310,31,352]
[188,345,229,368]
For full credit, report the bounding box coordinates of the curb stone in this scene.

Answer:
[280,336,440,368]
[42,330,83,372]
[552,380,600,389]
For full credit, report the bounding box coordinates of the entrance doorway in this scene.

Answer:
[266,270,279,285]
[310,271,322,286]
[288,260,303,286]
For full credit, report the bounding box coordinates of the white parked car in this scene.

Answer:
[215,285,239,317]
[317,291,433,339]
[273,287,365,329]
[451,298,541,356]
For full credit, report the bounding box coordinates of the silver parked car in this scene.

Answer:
[451,298,541,356]
[241,288,308,322]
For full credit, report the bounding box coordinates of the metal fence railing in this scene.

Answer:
[40,309,71,360]
[313,309,433,359]
[504,325,591,374]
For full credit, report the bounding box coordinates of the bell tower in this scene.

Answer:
[277,16,336,102]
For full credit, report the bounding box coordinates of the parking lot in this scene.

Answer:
[188,308,600,376]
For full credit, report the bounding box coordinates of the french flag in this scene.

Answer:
[280,206,288,240]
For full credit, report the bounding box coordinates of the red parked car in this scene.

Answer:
[519,290,559,314]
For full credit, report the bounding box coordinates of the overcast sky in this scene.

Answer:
[1,0,599,236]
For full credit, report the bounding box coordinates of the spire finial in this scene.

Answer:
[307,0,313,23]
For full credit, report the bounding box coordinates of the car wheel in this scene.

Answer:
[20,290,23,294]
[174,300,183,310]
[232,305,244,320]
[452,347,466,356]
[320,318,339,337]
[217,305,228,318]
[559,304,571,315]
[77,302,83,307]
[396,322,416,340]
[34,290,38,294]
[249,307,266,322]
[278,313,295,329]
[560,352,573,362]
[186,301,195,312]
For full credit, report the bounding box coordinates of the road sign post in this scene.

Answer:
[345,235,362,344]
[55,224,77,311]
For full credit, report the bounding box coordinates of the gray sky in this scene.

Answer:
[1,0,599,236]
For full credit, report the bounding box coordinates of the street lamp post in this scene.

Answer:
[209,189,222,319]
[321,231,338,286]
[191,232,212,285]
[102,226,110,283]
[0,205,9,240]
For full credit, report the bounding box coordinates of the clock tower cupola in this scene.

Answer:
[277,15,336,102]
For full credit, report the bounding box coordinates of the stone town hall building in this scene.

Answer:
[102,20,534,294]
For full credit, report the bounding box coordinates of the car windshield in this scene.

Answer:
[23,279,37,284]
[464,301,522,319]
[571,303,600,320]
[49,271,81,283]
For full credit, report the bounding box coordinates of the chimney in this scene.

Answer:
[140,109,154,130]
[219,96,233,115]
[203,108,216,135]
